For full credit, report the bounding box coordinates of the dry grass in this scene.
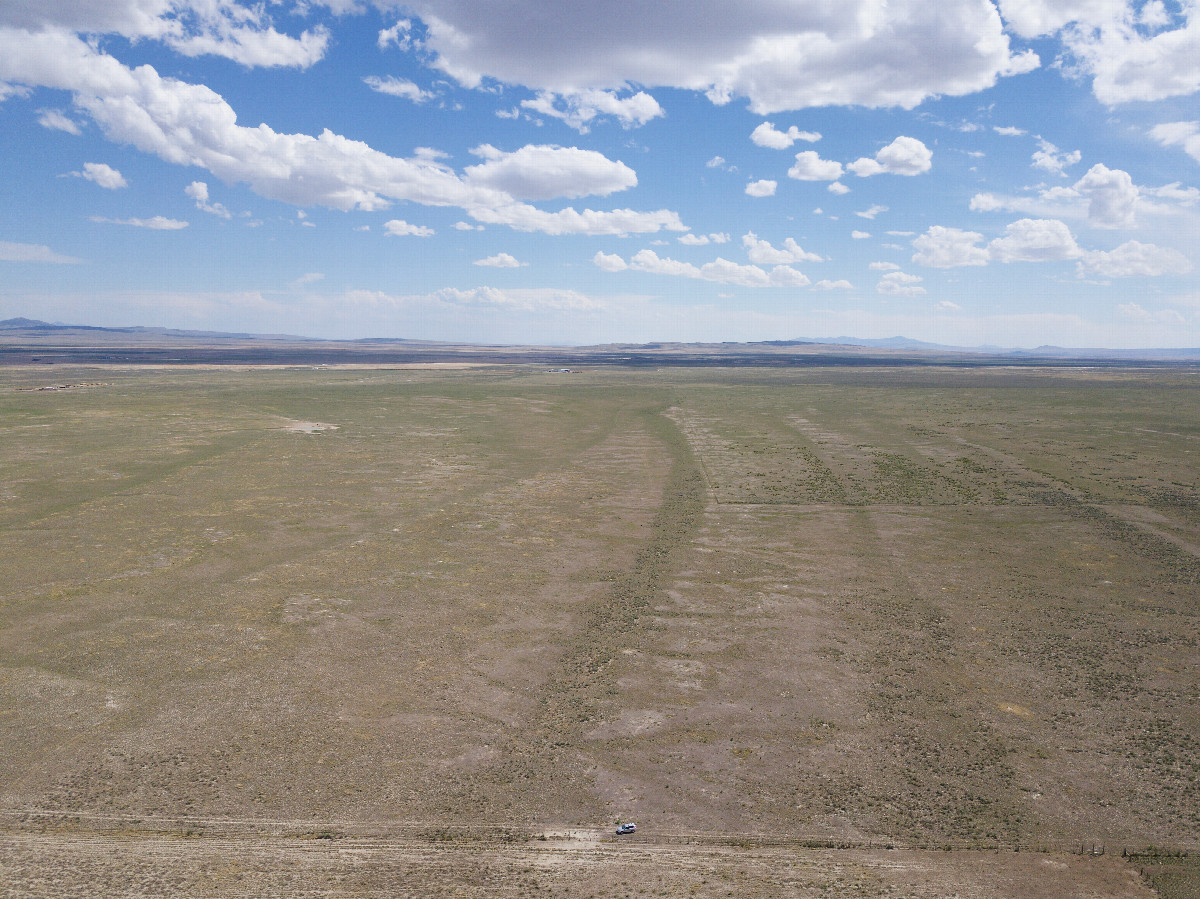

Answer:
[1,363,1195,895]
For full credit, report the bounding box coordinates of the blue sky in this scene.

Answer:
[1,1,1199,347]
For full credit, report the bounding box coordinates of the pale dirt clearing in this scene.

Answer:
[0,826,1156,899]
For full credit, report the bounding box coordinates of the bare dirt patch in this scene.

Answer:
[274,418,339,433]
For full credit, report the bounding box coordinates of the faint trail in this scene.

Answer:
[2,806,1175,854]
[0,825,1160,899]
[533,404,706,728]
[448,401,707,818]
[952,435,1200,583]
[0,430,262,529]
[1133,427,1199,441]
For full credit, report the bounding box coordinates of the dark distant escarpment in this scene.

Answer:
[2,317,1198,367]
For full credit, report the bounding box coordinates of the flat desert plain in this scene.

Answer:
[1,363,1197,897]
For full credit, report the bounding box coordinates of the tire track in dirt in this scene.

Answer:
[0,825,1159,899]
[442,401,707,821]
[1,430,263,529]
[535,405,706,726]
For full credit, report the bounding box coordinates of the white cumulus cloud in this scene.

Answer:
[997,1,1116,39]
[997,1,1200,104]
[474,252,525,267]
[1070,11,1200,104]
[0,0,330,69]
[378,20,412,51]
[855,205,888,219]
[750,122,821,149]
[1079,240,1192,278]
[521,89,663,131]
[0,29,684,237]
[912,226,990,267]
[1150,121,1200,163]
[988,218,1082,262]
[384,219,435,237]
[877,271,926,296]
[592,251,628,272]
[1143,182,1200,205]
[678,233,731,245]
[1031,138,1081,175]
[76,161,126,189]
[769,266,812,287]
[465,143,637,200]
[602,249,811,288]
[1117,302,1187,325]
[913,217,1190,278]
[913,219,1084,267]
[813,279,853,290]
[742,232,823,264]
[1072,163,1138,228]
[428,286,604,312]
[745,179,777,197]
[1138,1,1172,29]
[363,76,435,103]
[969,163,1155,229]
[403,0,1037,113]
[470,205,685,236]
[185,180,231,218]
[37,108,80,134]
[847,136,932,177]
[90,215,188,229]
[788,150,844,181]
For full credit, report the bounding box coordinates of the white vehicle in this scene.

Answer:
[615,822,636,835]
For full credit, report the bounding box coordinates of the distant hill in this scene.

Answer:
[795,335,1200,360]
[812,336,960,351]
[2,317,1198,362]
[0,317,303,340]
[0,317,118,332]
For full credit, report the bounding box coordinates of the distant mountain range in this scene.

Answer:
[787,335,1200,359]
[3,317,1198,361]
[0,317,304,341]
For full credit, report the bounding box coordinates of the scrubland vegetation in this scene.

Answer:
[1,363,1196,896]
